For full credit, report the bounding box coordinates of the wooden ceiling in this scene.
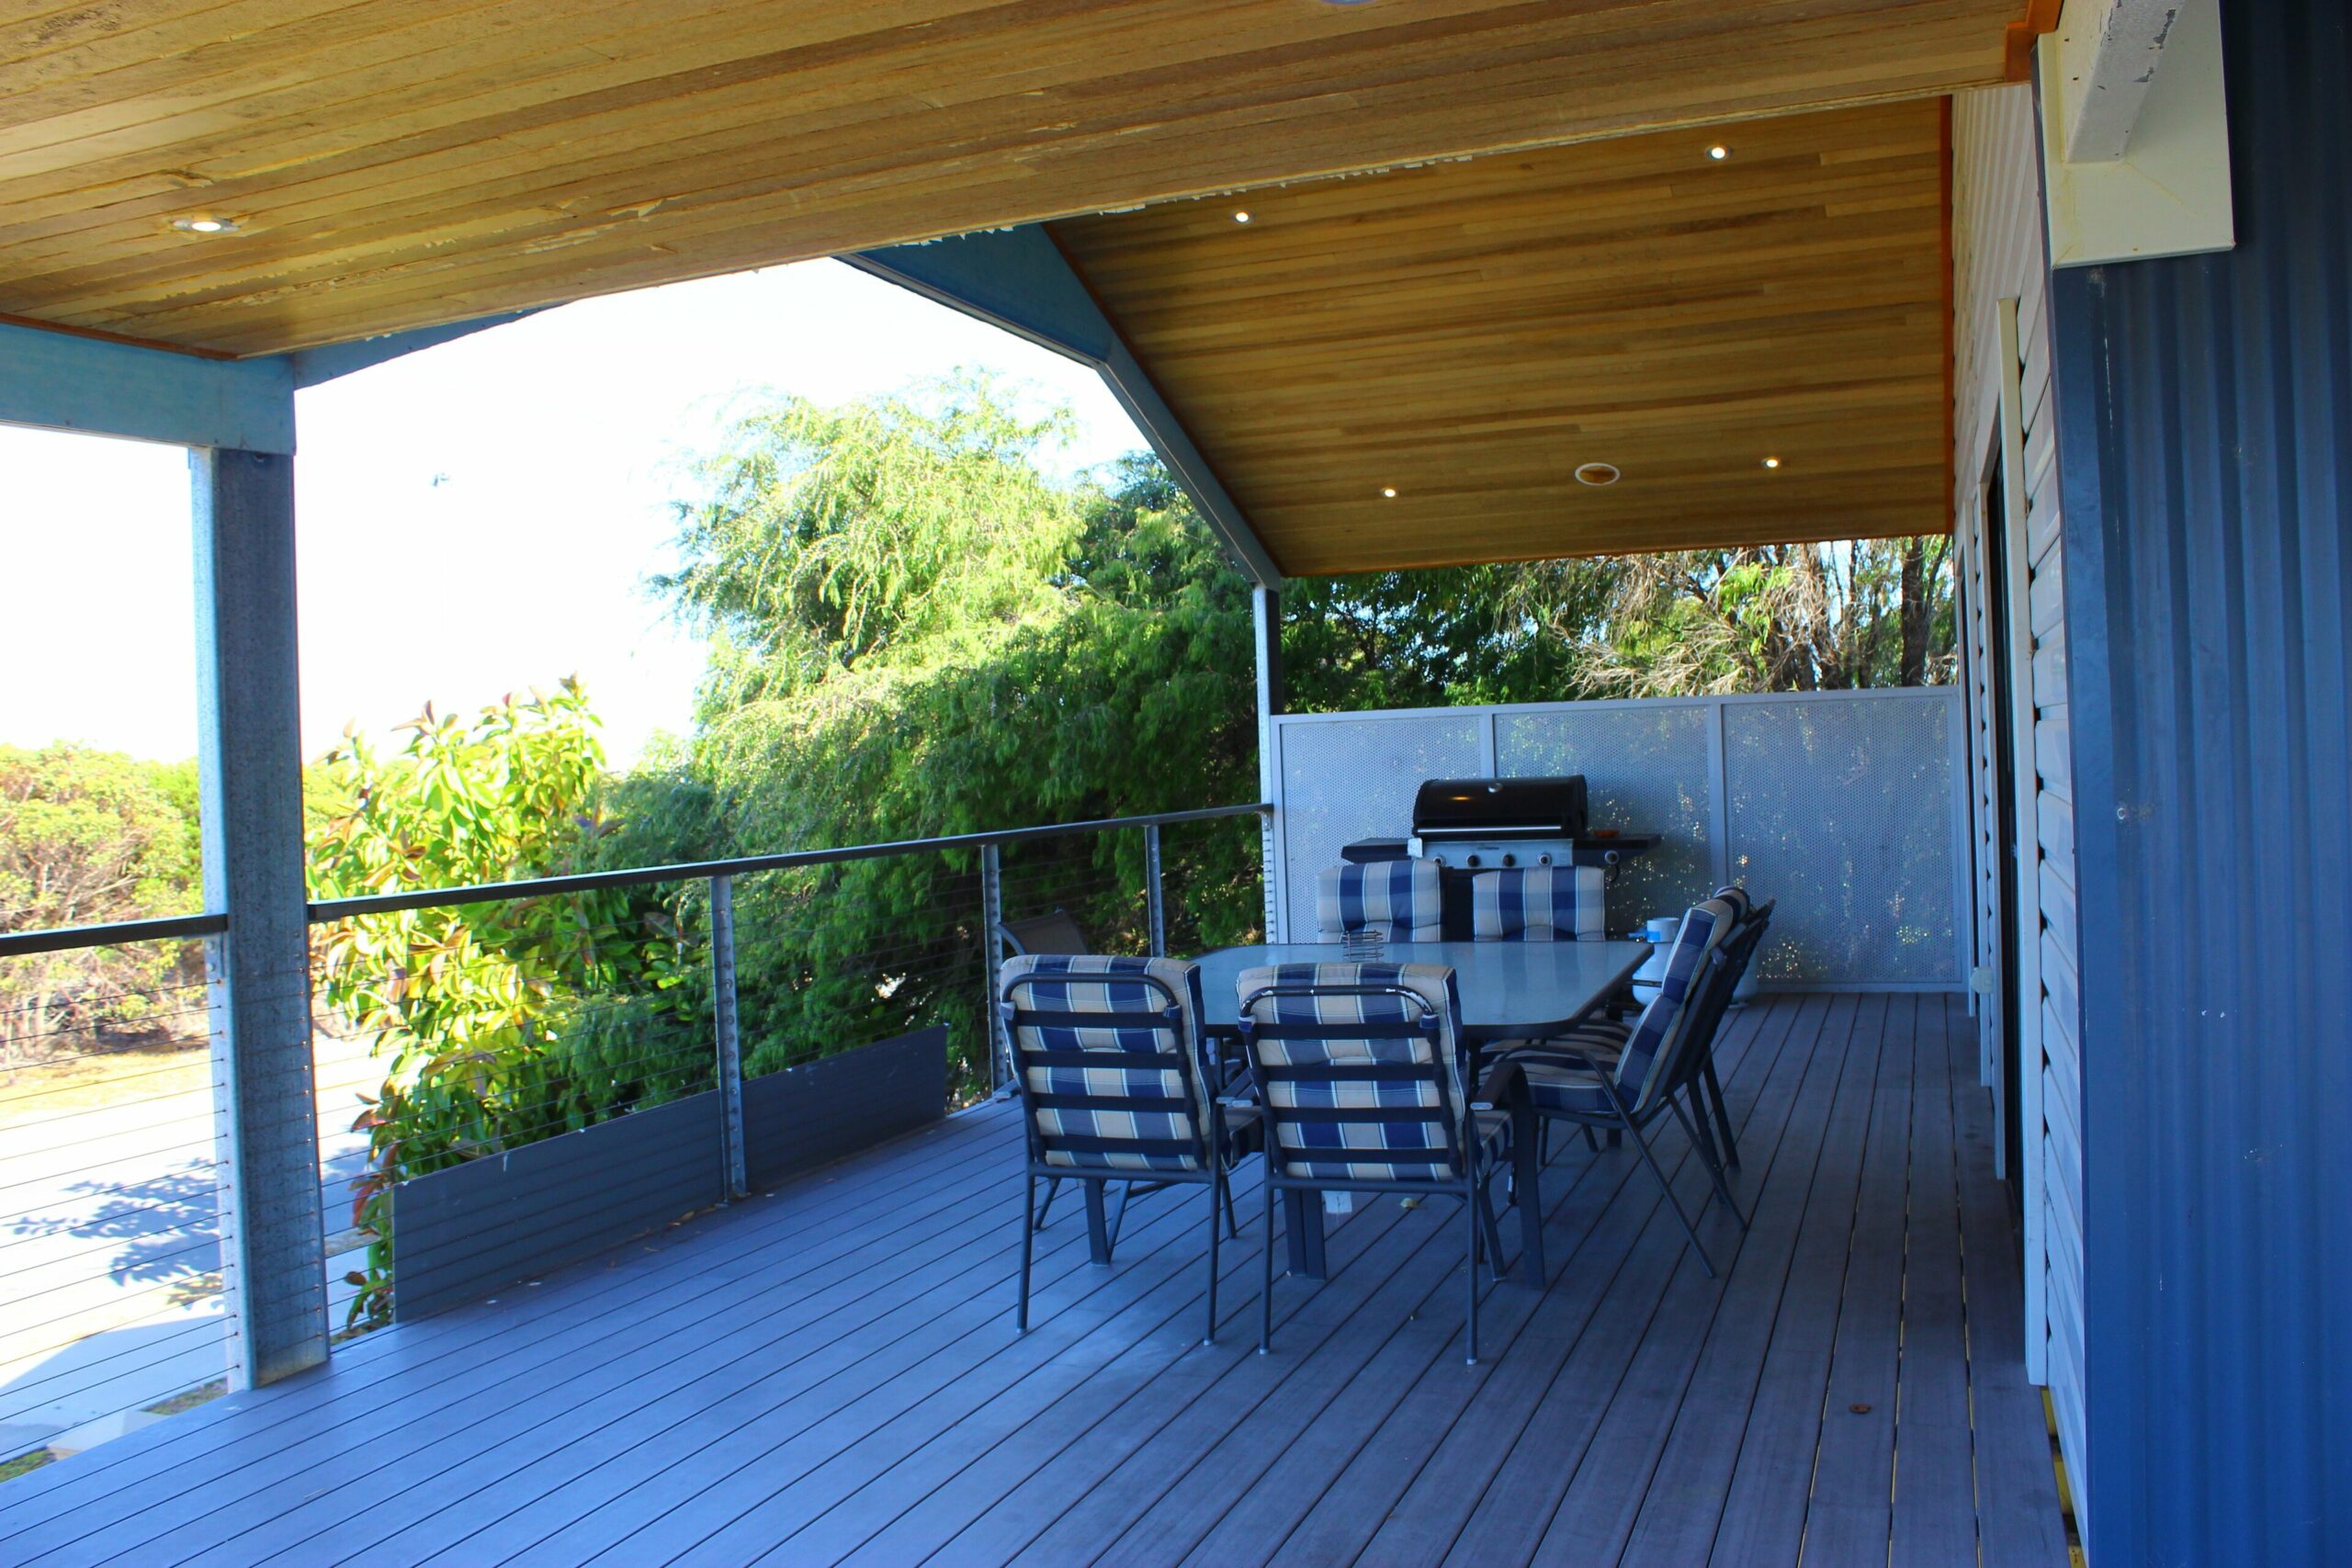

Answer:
[1050,99,1954,574]
[0,0,2028,358]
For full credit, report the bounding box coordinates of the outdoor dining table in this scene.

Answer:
[1191,939,1649,1289]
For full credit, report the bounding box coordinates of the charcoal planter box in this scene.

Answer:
[391,1025,947,1320]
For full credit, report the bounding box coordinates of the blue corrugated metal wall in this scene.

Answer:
[2049,1,2352,1562]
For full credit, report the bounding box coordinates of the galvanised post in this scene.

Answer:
[1145,823,1167,957]
[193,446,328,1389]
[710,874,746,1200]
[1253,586,1284,942]
[980,843,1006,1095]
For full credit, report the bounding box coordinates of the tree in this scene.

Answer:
[657,380,1262,1095]
[0,745,201,1062]
[1562,539,1957,697]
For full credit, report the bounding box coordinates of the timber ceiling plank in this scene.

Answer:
[0,0,2018,355]
[1048,99,1951,573]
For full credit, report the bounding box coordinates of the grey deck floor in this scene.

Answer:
[0,994,2069,1567]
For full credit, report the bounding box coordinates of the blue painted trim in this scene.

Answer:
[288,310,539,389]
[849,229,1283,588]
[0,320,293,453]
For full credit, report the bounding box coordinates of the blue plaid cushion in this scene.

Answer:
[1471,864,1607,942]
[1005,954,1212,1172]
[1711,883,1754,923]
[1504,1017,1633,1072]
[1521,1057,1615,1115]
[1236,961,1489,1181]
[1607,897,1738,1111]
[1314,859,1443,943]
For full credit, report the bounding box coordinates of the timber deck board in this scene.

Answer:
[0,995,2066,1568]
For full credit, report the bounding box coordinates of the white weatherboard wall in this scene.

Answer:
[1266,690,1965,991]
[1951,79,2086,1521]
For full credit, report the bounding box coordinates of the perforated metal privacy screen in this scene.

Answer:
[1272,692,1963,987]
[1275,712,1485,940]
[1498,705,1714,939]
[1722,696,1961,984]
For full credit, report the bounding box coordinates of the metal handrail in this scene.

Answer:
[0,912,229,962]
[0,802,1274,956]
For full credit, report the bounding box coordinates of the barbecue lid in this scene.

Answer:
[1410,775,1587,835]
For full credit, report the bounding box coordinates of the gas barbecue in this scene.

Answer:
[1340,775,1657,939]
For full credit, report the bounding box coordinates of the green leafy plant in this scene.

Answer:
[309,681,695,1327]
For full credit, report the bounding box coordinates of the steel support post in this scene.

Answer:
[710,874,747,1199]
[1252,587,1284,942]
[192,447,328,1389]
[1144,823,1167,957]
[980,843,1007,1094]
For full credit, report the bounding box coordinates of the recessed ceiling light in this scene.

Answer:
[1761,456,1781,469]
[1233,210,1251,224]
[1706,144,1730,162]
[1573,462,1621,487]
[172,216,239,234]
[1381,486,1397,498]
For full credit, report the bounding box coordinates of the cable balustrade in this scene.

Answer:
[0,802,1271,1469]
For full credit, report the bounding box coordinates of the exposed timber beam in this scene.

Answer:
[2039,0,2233,266]
[2055,0,2185,160]
[0,319,293,453]
[849,230,1283,590]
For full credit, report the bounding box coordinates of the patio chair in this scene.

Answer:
[1314,858,1444,943]
[1001,953,1256,1346]
[1503,897,1749,1277]
[1236,961,1516,1364]
[1518,886,1770,1169]
[996,908,1093,955]
[1676,894,1775,1169]
[1468,863,1607,942]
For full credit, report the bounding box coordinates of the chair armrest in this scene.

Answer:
[1472,1057,1527,1113]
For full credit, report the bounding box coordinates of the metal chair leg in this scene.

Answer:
[1702,1058,1741,1169]
[1035,1175,1062,1232]
[1611,1097,1716,1279]
[1669,1094,1749,1233]
[1222,1159,1241,1238]
[1082,1180,1113,1263]
[1109,1180,1134,1247]
[1474,1180,1510,1284]
[1682,1085,1724,1169]
[1204,1171,1222,1346]
[1581,1124,1600,1154]
[1260,1175,1279,1355]
[1464,1179,1481,1366]
[1018,1170,1036,1332]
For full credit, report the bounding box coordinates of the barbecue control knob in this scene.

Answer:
[1501,853,1517,867]
[1465,854,1482,868]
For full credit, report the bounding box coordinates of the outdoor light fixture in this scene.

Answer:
[1573,462,1622,487]
[1762,456,1782,468]
[1382,487,1398,498]
[1233,210,1251,224]
[171,216,238,233]
[1707,144,1730,161]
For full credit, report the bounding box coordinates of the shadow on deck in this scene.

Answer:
[0,995,2069,1566]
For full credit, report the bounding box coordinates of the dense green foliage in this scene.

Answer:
[0,745,202,1062]
[307,682,696,1325]
[640,383,1262,1096]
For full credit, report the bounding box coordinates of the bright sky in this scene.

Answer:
[0,261,1146,767]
